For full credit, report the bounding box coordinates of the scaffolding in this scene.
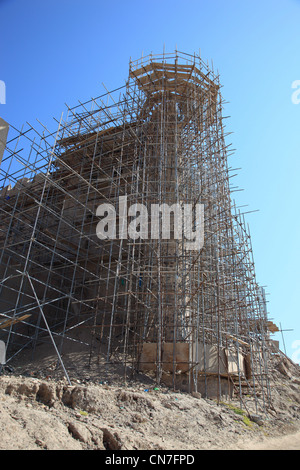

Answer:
[0,51,273,413]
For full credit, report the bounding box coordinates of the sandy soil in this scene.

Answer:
[236,431,300,450]
[0,347,299,450]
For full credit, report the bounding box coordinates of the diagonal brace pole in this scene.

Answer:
[26,272,72,386]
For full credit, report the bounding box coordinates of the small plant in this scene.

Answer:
[242,416,253,427]
[231,406,245,416]
[221,401,245,416]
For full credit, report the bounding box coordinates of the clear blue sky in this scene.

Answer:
[0,0,299,361]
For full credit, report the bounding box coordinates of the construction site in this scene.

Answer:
[0,51,282,417]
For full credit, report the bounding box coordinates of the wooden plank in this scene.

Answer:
[0,314,31,330]
[131,62,218,90]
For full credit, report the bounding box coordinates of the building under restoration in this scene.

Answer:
[0,51,276,413]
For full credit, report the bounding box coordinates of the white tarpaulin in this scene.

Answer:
[225,348,245,375]
[0,117,9,167]
[195,343,228,374]
[0,340,6,365]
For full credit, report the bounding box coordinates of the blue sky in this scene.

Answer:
[0,0,299,361]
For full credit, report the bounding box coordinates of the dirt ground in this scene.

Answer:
[0,347,299,450]
[236,431,300,450]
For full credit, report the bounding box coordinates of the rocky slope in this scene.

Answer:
[0,352,299,450]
